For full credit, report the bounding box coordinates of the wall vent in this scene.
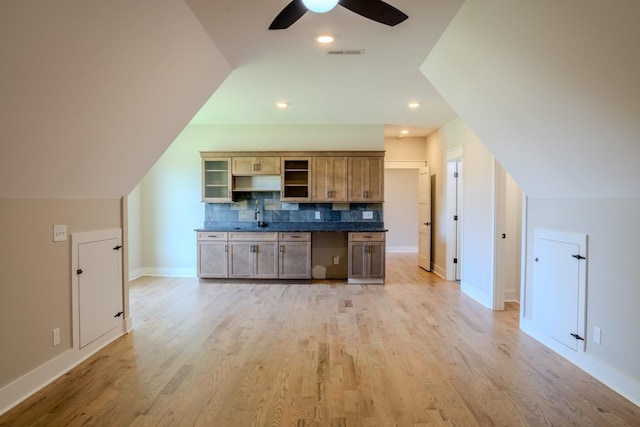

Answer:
[326,49,365,56]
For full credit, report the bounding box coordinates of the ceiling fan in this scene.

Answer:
[269,0,408,30]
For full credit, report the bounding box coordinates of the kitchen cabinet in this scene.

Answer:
[281,157,311,202]
[197,232,228,278]
[232,156,281,175]
[228,232,279,278]
[278,232,311,279]
[348,157,384,202]
[312,156,348,202]
[348,232,385,284]
[202,157,232,202]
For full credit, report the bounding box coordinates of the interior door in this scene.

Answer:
[418,167,431,271]
[78,238,122,348]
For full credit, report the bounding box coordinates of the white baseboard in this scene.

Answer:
[504,290,519,302]
[431,263,446,279]
[139,267,197,278]
[520,319,640,408]
[385,247,418,253]
[0,324,127,416]
[128,267,144,281]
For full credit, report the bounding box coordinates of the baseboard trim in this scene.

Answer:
[139,267,197,278]
[385,247,418,253]
[520,319,640,407]
[431,263,446,279]
[0,324,127,416]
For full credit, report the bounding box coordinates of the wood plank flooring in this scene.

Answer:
[2,254,639,426]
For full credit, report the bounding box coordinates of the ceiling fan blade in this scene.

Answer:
[269,0,308,30]
[338,0,408,26]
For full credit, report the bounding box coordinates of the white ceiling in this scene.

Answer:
[185,0,464,138]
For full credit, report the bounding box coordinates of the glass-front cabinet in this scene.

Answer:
[202,157,232,202]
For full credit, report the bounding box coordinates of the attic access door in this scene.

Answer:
[72,229,123,349]
[533,229,588,352]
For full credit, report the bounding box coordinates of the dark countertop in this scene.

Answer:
[196,222,387,233]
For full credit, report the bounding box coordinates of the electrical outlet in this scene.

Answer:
[362,211,373,219]
[52,328,60,346]
[594,326,601,345]
[53,225,67,242]
[315,211,321,220]
[333,256,340,265]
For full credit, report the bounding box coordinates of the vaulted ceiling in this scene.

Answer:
[1,0,639,200]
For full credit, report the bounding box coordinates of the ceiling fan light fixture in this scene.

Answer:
[302,0,339,13]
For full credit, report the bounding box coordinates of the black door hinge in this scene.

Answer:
[453,258,458,264]
[453,215,458,221]
[113,245,122,250]
[570,333,584,341]
[76,269,83,275]
[454,171,459,178]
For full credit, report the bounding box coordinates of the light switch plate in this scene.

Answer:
[363,211,373,219]
[315,211,321,220]
[53,224,67,242]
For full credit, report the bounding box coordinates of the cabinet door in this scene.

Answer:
[228,242,253,278]
[348,241,367,279]
[348,157,384,202]
[312,157,348,201]
[279,241,311,279]
[254,242,279,278]
[281,157,311,202]
[202,157,232,202]
[198,242,228,278]
[368,242,386,279]
[232,157,280,175]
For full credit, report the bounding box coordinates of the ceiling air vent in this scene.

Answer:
[326,49,365,56]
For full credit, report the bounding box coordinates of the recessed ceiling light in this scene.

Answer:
[400,130,409,135]
[316,35,334,43]
[408,102,421,109]
[276,102,289,109]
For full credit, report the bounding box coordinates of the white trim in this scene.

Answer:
[446,145,464,161]
[138,267,198,278]
[431,263,446,279]
[128,267,145,281]
[384,160,427,169]
[0,325,125,416]
[504,290,518,301]
[521,320,640,407]
[386,246,417,253]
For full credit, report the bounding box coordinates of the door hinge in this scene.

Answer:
[571,254,586,260]
[454,171,459,178]
[113,245,122,250]
[114,311,124,318]
[453,258,458,264]
[76,268,83,275]
[570,333,585,341]
[453,215,458,221]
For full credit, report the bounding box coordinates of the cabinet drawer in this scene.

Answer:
[197,232,228,241]
[279,232,310,242]
[349,232,385,242]
[228,232,279,241]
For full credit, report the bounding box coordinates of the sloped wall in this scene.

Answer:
[0,0,231,199]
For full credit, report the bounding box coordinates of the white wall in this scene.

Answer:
[522,198,640,405]
[126,184,143,280]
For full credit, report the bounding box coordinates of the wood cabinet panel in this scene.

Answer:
[202,157,232,202]
[232,157,281,175]
[348,232,385,284]
[279,232,311,279]
[312,157,348,202]
[198,241,228,278]
[348,157,384,202]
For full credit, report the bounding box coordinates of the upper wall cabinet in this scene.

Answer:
[232,157,281,175]
[348,157,384,202]
[312,156,348,202]
[202,157,232,202]
[281,157,311,202]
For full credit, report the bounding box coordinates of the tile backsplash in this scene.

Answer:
[204,192,383,227]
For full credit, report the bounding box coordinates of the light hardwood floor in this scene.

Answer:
[2,254,639,426]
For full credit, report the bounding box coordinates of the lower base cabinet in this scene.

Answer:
[228,232,279,279]
[348,232,385,284]
[197,232,228,278]
[278,232,311,279]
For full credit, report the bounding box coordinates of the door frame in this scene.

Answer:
[446,147,463,281]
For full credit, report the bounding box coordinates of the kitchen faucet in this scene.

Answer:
[255,200,266,228]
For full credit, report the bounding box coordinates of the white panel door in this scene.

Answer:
[78,238,122,348]
[533,230,587,352]
[418,167,431,271]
